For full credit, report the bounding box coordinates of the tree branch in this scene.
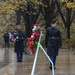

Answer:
[71,11,75,23]
[56,0,66,25]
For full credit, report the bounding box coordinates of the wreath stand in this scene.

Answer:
[31,31,54,75]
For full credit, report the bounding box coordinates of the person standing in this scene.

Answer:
[45,20,62,69]
[14,24,26,62]
[3,31,9,50]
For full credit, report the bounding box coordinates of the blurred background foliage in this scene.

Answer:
[0,0,75,48]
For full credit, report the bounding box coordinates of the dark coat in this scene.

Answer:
[45,27,62,56]
[4,33,9,42]
[14,30,26,53]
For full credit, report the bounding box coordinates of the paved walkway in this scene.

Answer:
[0,48,75,75]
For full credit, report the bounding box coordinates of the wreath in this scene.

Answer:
[9,30,19,42]
[27,24,41,54]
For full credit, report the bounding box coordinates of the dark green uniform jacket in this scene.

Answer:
[45,27,62,56]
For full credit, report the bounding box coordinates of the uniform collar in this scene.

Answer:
[51,27,56,29]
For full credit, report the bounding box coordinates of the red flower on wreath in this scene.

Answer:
[27,24,41,54]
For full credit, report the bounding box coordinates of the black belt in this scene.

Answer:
[49,37,59,39]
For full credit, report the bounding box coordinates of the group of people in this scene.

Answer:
[3,20,62,70]
[4,25,26,62]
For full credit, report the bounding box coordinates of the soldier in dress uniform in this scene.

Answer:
[14,24,26,62]
[45,20,62,69]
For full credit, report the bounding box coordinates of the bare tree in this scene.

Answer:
[16,1,40,37]
[40,0,58,29]
[56,0,75,39]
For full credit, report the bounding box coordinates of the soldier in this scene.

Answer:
[3,31,9,50]
[14,24,26,62]
[45,20,62,69]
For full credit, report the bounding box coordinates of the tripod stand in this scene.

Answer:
[31,31,54,75]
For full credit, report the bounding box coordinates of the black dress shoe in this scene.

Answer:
[17,60,22,62]
[17,60,20,62]
[20,60,22,62]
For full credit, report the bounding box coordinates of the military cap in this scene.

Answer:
[51,20,56,24]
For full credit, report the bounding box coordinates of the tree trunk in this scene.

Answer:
[42,0,57,29]
[65,26,70,39]
[16,10,21,25]
[23,14,32,37]
[45,20,52,29]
